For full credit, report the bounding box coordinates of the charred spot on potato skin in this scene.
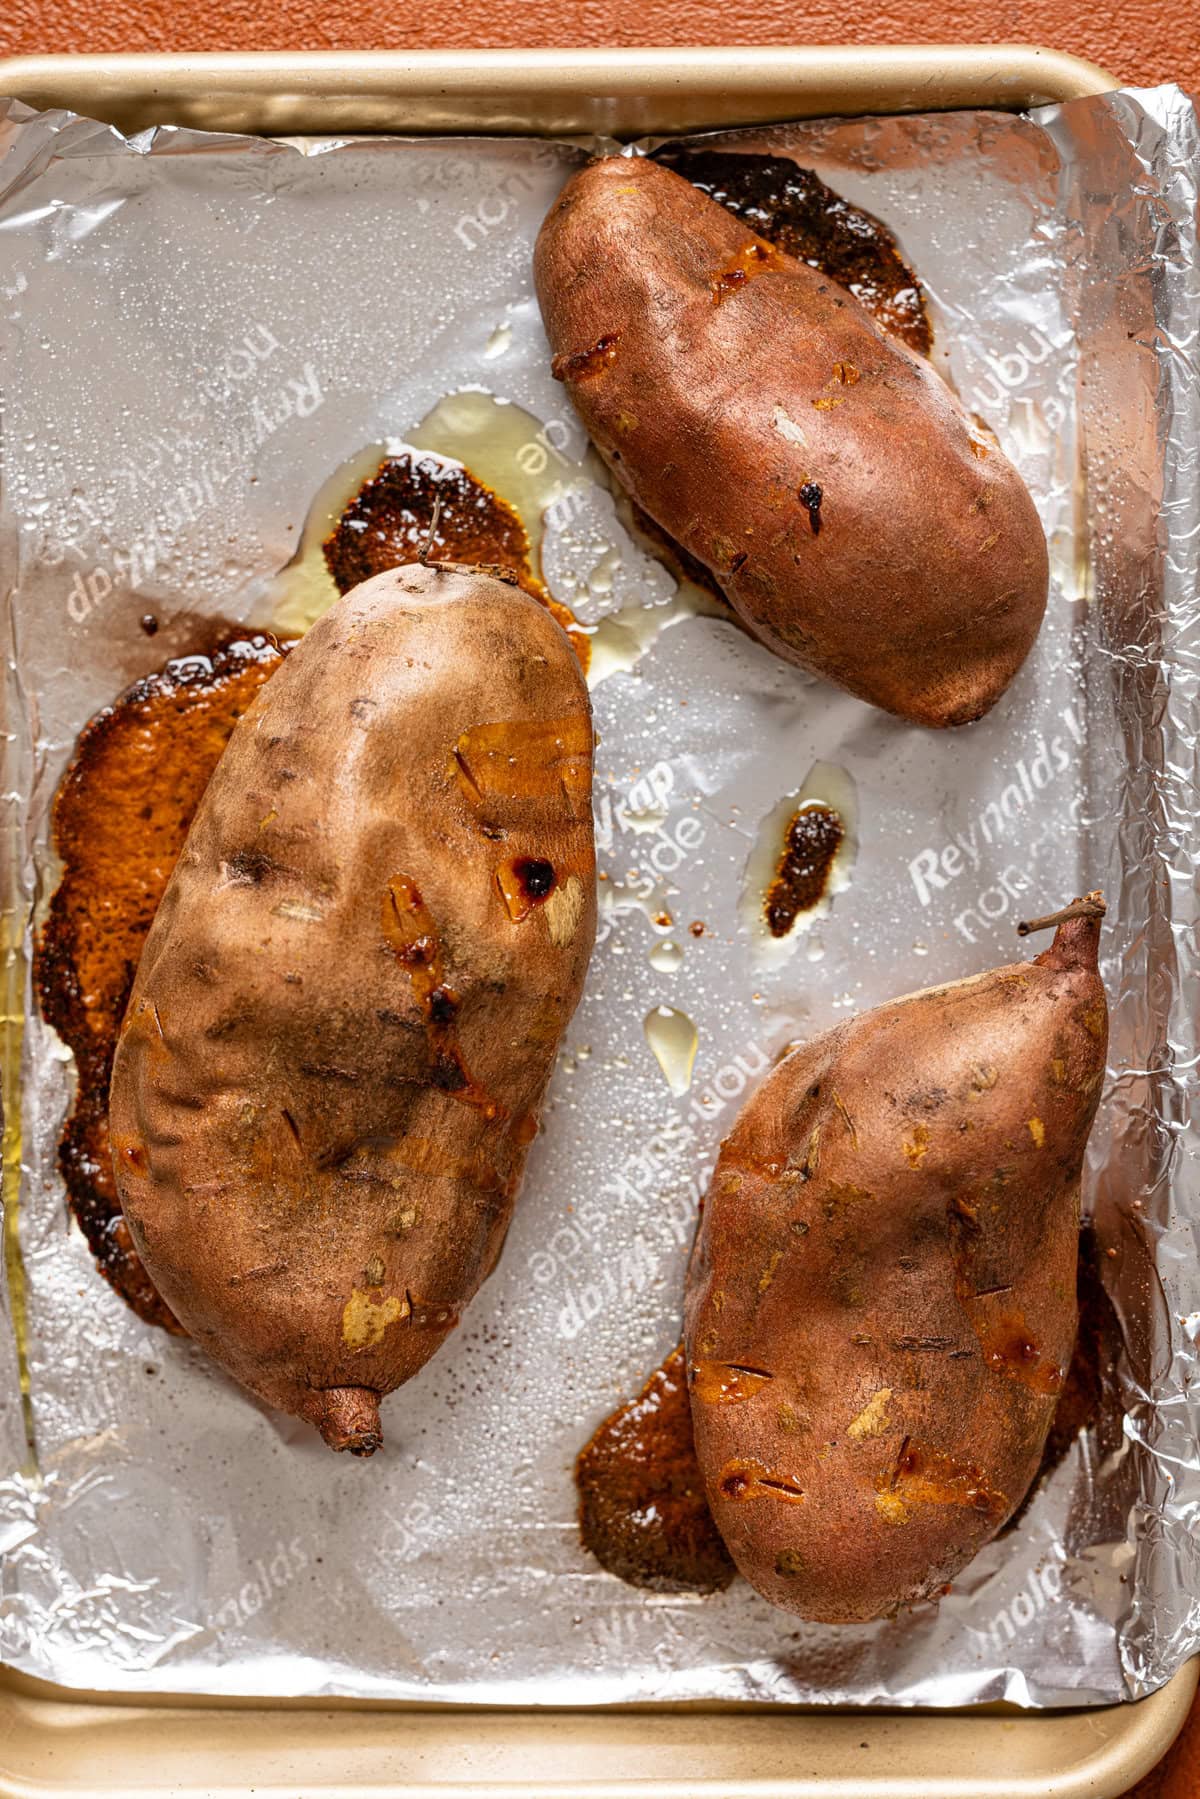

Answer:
[496,855,559,923]
[551,332,621,382]
[515,856,556,898]
[225,847,280,885]
[764,803,843,938]
[381,876,506,1119]
[34,630,288,1335]
[575,1345,735,1594]
[798,482,824,536]
[431,1056,469,1095]
[652,147,932,355]
[427,985,460,1024]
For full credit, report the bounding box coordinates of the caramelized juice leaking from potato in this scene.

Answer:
[2,914,36,1470]
[268,394,587,662]
[575,1344,735,1594]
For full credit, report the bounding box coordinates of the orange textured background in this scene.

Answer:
[2,0,1198,1793]
[0,0,1195,92]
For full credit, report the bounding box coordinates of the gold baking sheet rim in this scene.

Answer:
[0,40,1192,1799]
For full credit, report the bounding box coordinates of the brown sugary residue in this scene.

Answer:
[764,802,844,938]
[35,634,287,1333]
[654,146,932,356]
[576,1345,735,1593]
[323,449,586,665]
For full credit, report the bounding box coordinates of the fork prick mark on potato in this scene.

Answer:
[110,563,596,1455]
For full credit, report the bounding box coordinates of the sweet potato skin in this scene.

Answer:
[534,154,1049,727]
[109,564,595,1452]
[684,916,1106,1621]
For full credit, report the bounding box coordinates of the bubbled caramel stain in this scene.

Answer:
[576,1345,735,1594]
[34,633,288,1333]
[764,802,844,938]
[322,448,586,666]
[654,146,932,356]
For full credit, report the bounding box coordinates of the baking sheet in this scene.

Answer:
[0,83,1197,1709]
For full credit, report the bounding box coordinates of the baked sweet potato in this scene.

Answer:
[684,899,1107,1620]
[534,154,1049,727]
[109,562,596,1454]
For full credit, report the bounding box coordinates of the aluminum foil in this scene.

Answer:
[0,84,1197,1709]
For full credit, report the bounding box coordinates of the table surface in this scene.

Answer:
[1,1,1197,1793]
[0,0,1195,92]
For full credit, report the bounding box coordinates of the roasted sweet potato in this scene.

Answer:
[534,154,1049,727]
[109,563,596,1454]
[684,899,1107,1620]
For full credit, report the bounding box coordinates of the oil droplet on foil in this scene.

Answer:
[483,322,512,360]
[740,761,859,972]
[644,1006,698,1096]
[263,388,723,688]
[586,594,704,687]
[600,873,676,937]
[265,441,393,637]
[410,389,577,586]
[649,940,684,973]
[622,805,669,836]
[266,390,577,638]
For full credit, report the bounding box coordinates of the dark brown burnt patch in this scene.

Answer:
[35,633,288,1333]
[764,802,844,938]
[654,147,932,356]
[323,449,585,663]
